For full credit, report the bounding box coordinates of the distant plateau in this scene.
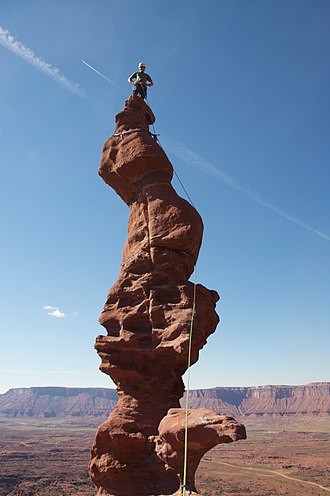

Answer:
[0,382,329,420]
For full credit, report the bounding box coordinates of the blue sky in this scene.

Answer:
[0,0,329,394]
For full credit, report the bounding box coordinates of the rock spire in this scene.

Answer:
[89,96,246,495]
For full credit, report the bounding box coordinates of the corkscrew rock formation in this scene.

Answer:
[89,96,246,496]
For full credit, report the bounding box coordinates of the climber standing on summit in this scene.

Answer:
[128,62,153,100]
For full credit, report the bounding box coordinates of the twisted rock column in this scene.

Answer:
[89,96,246,496]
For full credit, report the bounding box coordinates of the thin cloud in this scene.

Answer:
[44,305,66,318]
[81,60,123,91]
[163,137,330,242]
[0,26,84,97]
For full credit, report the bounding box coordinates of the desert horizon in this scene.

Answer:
[1,407,329,495]
[2,384,327,396]
[1,381,329,494]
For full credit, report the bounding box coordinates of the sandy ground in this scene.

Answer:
[0,416,329,495]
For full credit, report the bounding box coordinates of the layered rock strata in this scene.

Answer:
[1,384,328,420]
[89,96,246,496]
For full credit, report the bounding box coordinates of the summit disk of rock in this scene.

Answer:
[89,96,246,496]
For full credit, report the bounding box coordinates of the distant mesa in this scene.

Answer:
[0,387,118,420]
[0,383,329,420]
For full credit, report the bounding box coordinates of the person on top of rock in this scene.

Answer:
[128,62,153,100]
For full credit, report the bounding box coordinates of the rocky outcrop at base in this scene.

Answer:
[155,408,246,494]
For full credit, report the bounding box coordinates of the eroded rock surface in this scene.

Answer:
[155,408,246,494]
[89,96,245,495]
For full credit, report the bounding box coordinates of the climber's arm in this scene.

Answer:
[146,75,154,87]
[128,72,137,84]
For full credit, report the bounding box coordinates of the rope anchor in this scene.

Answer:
[182,483,193,495]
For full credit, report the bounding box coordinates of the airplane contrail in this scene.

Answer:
[0,26,84,97]
[163,137,330,242]
[81,60,123,91]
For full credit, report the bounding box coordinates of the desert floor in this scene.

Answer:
[0,416,329,495]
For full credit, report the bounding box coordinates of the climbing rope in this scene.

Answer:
[182,267,197,496]
[144,99,198,494]
[172,168,195,209]
[145,97,195,209]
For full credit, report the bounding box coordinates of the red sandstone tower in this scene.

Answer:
[89,97,245,496]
